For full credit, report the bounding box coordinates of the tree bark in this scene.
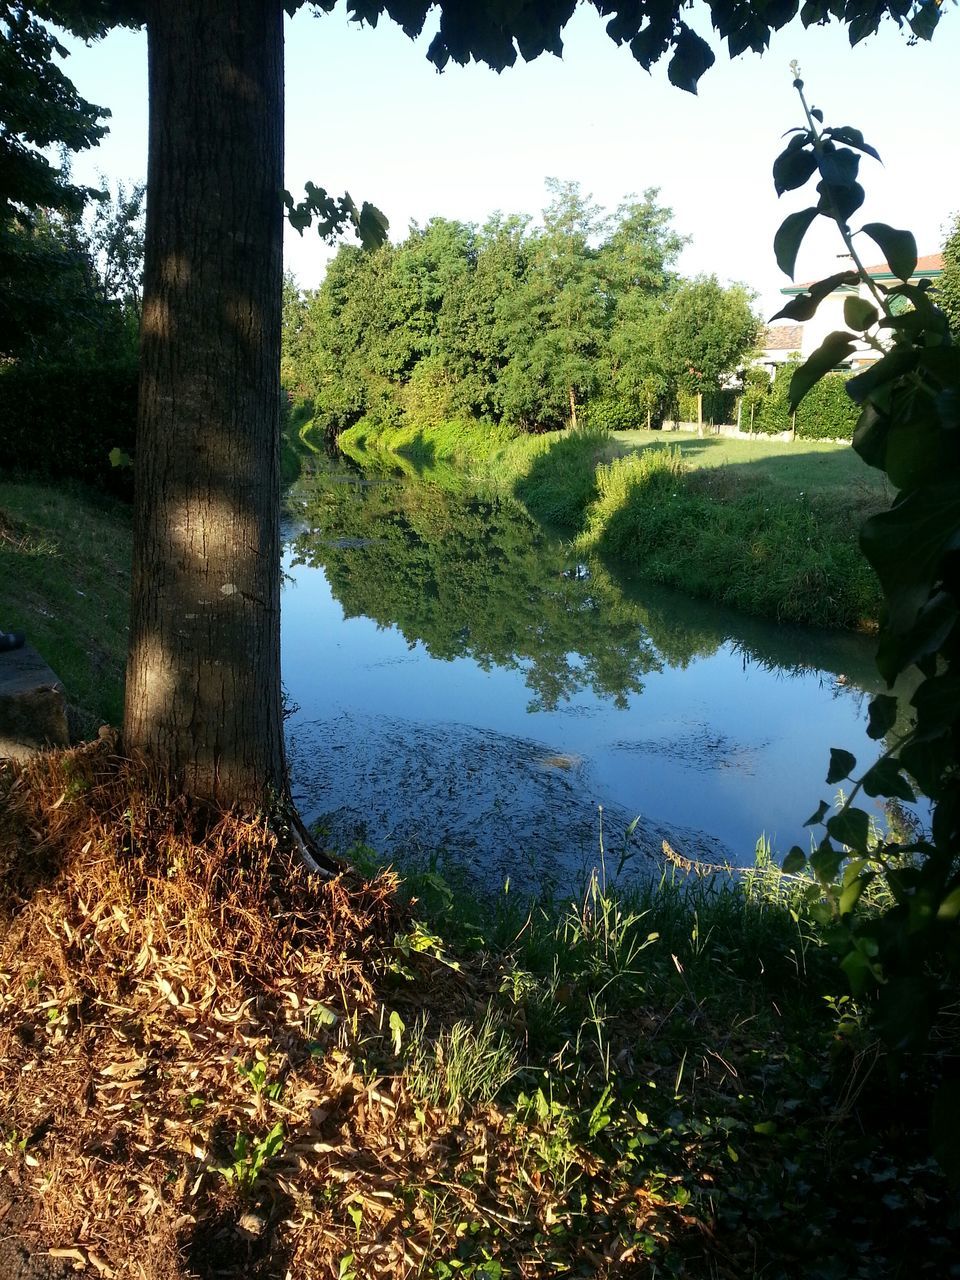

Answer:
[568,385,578,431]
[124,0,285,809]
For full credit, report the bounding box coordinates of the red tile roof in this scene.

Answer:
[790,253,943,292]
[862,253,944,276]
[761,324,803,350]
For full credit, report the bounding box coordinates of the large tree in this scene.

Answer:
[9,0,946,811]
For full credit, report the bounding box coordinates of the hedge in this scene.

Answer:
[750,362,859,440]
[796,372,861,440]
[0,360,138,496]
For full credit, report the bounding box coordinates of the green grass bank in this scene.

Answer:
[337,420,884,631]
[0,481,131,733]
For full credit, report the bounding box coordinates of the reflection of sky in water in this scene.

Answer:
[281,542,906,863]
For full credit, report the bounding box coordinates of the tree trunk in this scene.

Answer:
[696,390,703,438]
[124,0,285,809]
[568,386,578,431]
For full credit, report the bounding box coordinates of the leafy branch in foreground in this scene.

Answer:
[770,75,959,1099]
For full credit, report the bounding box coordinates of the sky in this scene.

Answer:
[54,2,959,319]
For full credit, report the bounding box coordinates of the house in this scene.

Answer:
[756,323,803,373]
[781,253,945,366]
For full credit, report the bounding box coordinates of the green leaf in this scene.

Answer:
[753,1120,777,1136]
[846,347,920,406]
[843,295,878,331]
[860,486,960,636]
[355,201,390,251]
[860,759,915,802]
[900,732,953,800]
[804,800,830,827]
[909,4,941,41]
[840,947,874,996]
[876,591,958,686]
[826,748,856,785]
[911,674,960,737]
[817,147,860,190]
[826,807,871,852]
[666,25,716,94]
[861,223,917,281]
[772,144,817,196]
[389,1009,405,1055]
[773,207,818,279]
[789,332,857,409]
[781,846,807,874]
[769,271,858,322]
[816,176,864,224]
[866,694,898,740]
[839,876,868,915]
[823,126,881,162]
[850,402,887,471]
[810,843,843,883]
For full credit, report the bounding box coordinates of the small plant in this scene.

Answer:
[212,1122,285,1197]
[237,1054,284,1101]
[403,1008,518,1111]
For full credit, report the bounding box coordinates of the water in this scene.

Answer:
[281,459,912,895]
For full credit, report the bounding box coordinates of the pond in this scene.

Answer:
[281,457,911,897]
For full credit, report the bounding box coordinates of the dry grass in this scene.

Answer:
[0,740,700,1279]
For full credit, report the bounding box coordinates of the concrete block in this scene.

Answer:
[0,643,69,761]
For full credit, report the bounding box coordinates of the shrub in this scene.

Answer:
[753,362,796,435]
[580,397,639,432]
[0,360,138,497]
[748,363,859,440]
[796,371,859,440]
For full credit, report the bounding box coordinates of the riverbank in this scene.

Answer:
[1,740,954,1279]
[337,420,883,632]
[0,481,130,735]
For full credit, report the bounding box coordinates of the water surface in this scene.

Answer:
[281,461,906,895]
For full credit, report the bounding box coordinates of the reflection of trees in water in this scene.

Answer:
[289,459,881,714]
[291,467,664,710]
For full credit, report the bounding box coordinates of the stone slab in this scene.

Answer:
[0,643,69,761]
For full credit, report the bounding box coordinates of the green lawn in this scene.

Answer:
[610,428,891,498]
[0,481,130,733]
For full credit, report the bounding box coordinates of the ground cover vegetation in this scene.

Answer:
[0,481,130,732]
[2,740,958,1279]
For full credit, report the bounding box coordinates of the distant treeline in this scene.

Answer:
[281,182,762,439]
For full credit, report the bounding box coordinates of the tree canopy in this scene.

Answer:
[282,187,758,436]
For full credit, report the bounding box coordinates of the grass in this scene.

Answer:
[1,745,955,1279]
[339,420,885,631]
[576,446,881,629]
[0,480,131,732]
[610,428,892,497]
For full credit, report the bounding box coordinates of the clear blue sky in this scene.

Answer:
[56,3,958,318]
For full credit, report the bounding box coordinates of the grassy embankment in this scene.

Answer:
[0,480,131,734]
[1,745,955,1279]
[338,420,886,632]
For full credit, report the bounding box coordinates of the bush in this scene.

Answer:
[580,397,639,432]
[749,362,859,440]
[0,360,138,497]
[753,363,796,435]
[796,372,860,440]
